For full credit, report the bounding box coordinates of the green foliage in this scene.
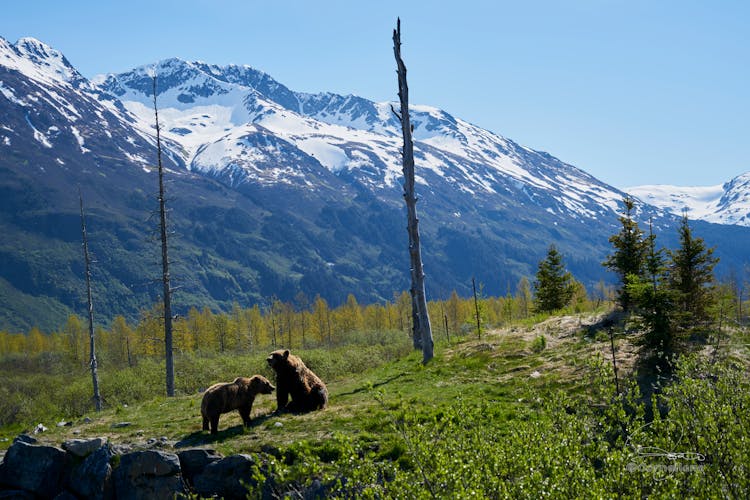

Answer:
[533,245,575,313]
[604,196,648,311]
[668,214,719,331]
[257,353,748,498]
[531,334,547,352]
[626,216,719,352]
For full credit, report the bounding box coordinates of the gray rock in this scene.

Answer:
[110,443,133,456]
[193,454,260,499]
[12,434,36,445]
[112,450,185,500]
[177,448,223,486]
[111,422,132,428]
[62,437,106,458]
[0,440,67,498]
[69,445,113,500]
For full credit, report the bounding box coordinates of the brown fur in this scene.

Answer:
[266,349,328,413]
[201,375,275,434]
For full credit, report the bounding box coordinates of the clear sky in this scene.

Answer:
[2,0,747,188]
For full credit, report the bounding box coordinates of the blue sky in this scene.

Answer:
[2,0,747,188]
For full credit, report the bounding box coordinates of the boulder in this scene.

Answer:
[0,490,35,499]
[177,448,223,486]
[62,437,107,458]
[193,454,261,499]
[68,445,113,500]
[0,440,67,498]
[112,450,185,500]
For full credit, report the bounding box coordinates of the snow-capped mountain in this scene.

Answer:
[627,171,750,227]
[95,58,626,220]
[2,36,749,331]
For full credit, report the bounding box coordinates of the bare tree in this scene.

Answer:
[153,75,175,396]
[392,18,434,363]
[79,189,102,411]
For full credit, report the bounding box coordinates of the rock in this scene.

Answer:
[68,445,113,500]
[530,370,541,378]
[111,443,133,456]
[193,454,260,499]
[57,420,73,427]
[112,450,185,500]
[177,448,222,486]
[52,490,78,500]
[12,434,36,445]
[0,440,67,498]
[0,490,35,499]
[32,423,47,434]
[260,444,281,458]
[83,417,93,423]
[111,422,132,428]
[62,437,107,458]
[274,422,283,427]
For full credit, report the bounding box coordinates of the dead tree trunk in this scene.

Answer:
[410,290,422,349]
[153,75,175,397]
[79,189,102,412]
[393,18,434,363]
[472,277,482,339]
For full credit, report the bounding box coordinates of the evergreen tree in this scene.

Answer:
[604,196,648,311]
[668,213,719,330]
[534,245,575,313]
[626,220,676,350]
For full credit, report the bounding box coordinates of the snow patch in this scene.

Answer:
[295,138,348,172]
[70,126,91,153]
[24,114,52,148]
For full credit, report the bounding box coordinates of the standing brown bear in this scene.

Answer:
[201,375,275,434]
[266,349,328,413]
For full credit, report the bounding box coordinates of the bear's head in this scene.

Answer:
[267,349,291,371]
[251,375,275,395]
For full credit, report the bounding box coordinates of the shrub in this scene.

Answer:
[531,334,547,352]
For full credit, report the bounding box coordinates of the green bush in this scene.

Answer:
[531,334,547,352]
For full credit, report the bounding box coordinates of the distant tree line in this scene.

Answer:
[0,283,603,364]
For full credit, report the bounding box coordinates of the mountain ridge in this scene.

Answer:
[1,35,749,332]
[626,171,750,227]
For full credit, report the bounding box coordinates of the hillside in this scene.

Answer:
[2,312,748,497]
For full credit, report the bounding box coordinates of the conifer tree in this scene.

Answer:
[626,219,676,350]
[668,213,719,330]
[604,196,648,311]
[534,245,575,313]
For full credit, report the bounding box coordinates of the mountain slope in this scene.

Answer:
[627,172,750,227]
[2,36,749,331]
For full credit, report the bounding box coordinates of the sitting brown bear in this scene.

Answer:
[266,349,328,413]
[201,375,275,434]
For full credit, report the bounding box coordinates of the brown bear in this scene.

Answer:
[201,375,275,434]
[266,349,328,413]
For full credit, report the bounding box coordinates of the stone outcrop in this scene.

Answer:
[0,435,279,499]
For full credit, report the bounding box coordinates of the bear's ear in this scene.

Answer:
[283,350,290,359]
